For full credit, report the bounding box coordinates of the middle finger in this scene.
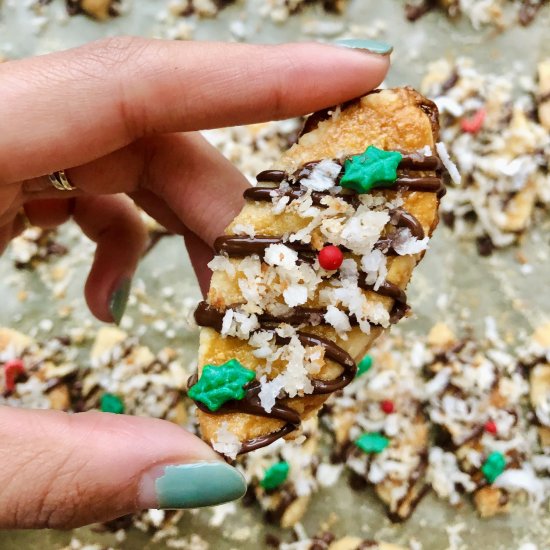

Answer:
[23,132,249,247]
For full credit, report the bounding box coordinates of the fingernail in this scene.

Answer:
[333,38,393,56]
[109,278,131,325]
[139,462,247,509]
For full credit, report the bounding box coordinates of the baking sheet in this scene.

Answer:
[0,0,549,548]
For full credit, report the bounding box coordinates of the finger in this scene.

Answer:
[23,134,245,296]
[25,133,248,247]
[0,407,246,529]
[1,39,390,182]
[24,198,74,229]
[184,230,215,297]
[0,212,28,255]
[0,224,12,255]
[0,183,23,224]
[139,133,248,246]
[129,188,187,236]
[24,195,147,324]
[72,194,148,324]
[11,214,27,240]
[124,189,214,295]
[123,190,213,296]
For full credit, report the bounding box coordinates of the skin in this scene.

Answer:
[0,37,389,529]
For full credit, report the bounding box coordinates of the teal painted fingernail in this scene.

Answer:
[152,462,246,509]
[333,38,393,55]
[109,278,131,325]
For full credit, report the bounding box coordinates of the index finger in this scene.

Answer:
[0,38,390,183]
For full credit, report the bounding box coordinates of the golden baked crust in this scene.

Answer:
[193,88,443,454]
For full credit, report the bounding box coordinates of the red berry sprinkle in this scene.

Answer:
[485,420,497,435]
[380,400,395,414]
[4,359,25,392]
[460,108,486,134]
[318,245,344,271]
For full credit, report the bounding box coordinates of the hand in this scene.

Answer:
[0,37,390,528]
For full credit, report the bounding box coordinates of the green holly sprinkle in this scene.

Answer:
[481,451,506,484]
[356,354,373,377]
[340,146,403,194]
[261,461,290,490]
[100,393,125,414]
[188,358,256,412]
[355,432,390,454]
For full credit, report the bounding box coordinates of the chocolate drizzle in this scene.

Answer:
[213,208,423,259]
[214,235,313,257]
[246,175,444,206]
[190,373,299,453]
[252,150,446,205]
[256,151,443,183]
[391,208,425,240]
[255,169,286,183]
[239,424,298,454]
[358,276,409,323]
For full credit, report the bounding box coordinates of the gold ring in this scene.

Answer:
[48,170,76,191]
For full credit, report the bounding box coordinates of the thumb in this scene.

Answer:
[0,407,246,529]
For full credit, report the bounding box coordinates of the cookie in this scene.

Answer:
[189,87,449,457]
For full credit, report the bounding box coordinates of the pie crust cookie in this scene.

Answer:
[189,87,450,457]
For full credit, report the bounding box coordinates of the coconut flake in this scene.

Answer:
[428,447,476,504]
[424,367,452,397]
[298,159,341,191]
[325,208,390,256]
[436,141,461,185]
[324,305,352,335]
[260,332,314,398]
[493,465,546,505]
[232,223,256,237]
[532,455,550,472]
[220,309,260,340]
[316,463,343,487]
[211,422,241,460]
[249,331,275,359]
[258,374,285,413]
[361,249,387,290]
[264,244,298,269]
[272,194,290,214]
[221,309,234,336]
[283,284,308,307]
[393,228,430,256]
[207,255,235,277]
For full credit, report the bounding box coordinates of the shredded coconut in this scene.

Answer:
[393,228,430,256]
[211,422,241,460]
[436,141,461,185]
[298,159,342,191]
[264,244,299,269]
[361,249,387,290]
[258,374,286,413]
[324,305,352,335]
[493,465,547,506]
[232,223,256,238]
[220,309,260,340]
[283,284,308,307]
